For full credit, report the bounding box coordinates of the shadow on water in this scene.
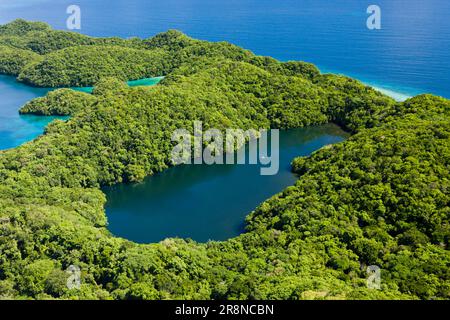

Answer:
[103,124,350,243]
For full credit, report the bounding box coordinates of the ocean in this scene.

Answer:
[1,0,449,98]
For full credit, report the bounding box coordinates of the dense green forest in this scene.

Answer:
[0,20,448,300]
[0,19,323,88]
[19,89,96,116]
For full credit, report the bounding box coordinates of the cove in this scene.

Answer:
[0,75,61,150]
[103,124,349,243]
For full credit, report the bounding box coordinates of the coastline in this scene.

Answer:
[317,66,419,102]
[369,85,412,102]
[72,76,165,93]
[0,20,449,301]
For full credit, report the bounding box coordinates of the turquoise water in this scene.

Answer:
[103,124,349,243]
[1,0,449,98]
[0,76,162,150]
[0,73,348,243]
[0,75,56,150]
[73,76,164,93]
[1,0,448,242]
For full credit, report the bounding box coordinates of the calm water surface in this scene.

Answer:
[1,0,449,98]
[0,0,448,242]
[0,75,57,150]
[103,124,349,243]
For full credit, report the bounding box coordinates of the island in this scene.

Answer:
[0,19,448,300]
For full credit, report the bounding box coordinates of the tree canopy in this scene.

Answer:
[0,20,448,300]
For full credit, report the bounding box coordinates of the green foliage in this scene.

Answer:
[17,46,171,87]
[0,19,144,55]
[0,20,449,301]
[280,61,321,80]
[315,74,396,131]
[0,19,50,36]
[144,29,196,51]
[91,77,129,96]
[19,89,96,116]
[0,45,41,75]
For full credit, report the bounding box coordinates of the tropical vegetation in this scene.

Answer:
[0,20,448,300]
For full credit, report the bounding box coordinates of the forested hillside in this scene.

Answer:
[0,20,448,300]
[0,19,324,88]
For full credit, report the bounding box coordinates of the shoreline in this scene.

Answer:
[369,85,412,102]
[72,76,165,93]
[317,66,419,102]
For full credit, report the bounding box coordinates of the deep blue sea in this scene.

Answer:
[1,0,449,98]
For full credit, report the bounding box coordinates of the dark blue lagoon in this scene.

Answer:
[103,124,349,243]
[0,72,349,243]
